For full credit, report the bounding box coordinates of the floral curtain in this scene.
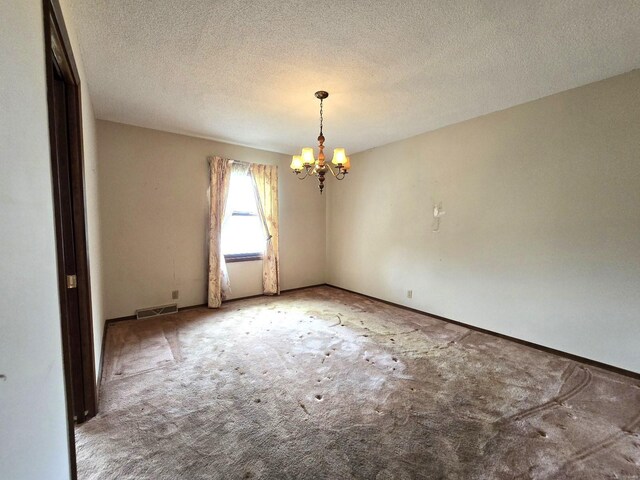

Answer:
[207,156,232,308]
[250,163,280,295]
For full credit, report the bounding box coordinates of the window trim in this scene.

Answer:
[229,210,256,217]
[224,252,263,263]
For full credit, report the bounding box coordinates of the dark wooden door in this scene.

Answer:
[45,0,96,432]
[51,65,88,422]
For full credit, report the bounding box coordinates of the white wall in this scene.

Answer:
[59,0,106,389]
[0,1,70,478]
[327,70,640,373]
[97,121,326,319]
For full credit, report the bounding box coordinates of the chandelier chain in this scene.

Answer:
[319,98,323,136]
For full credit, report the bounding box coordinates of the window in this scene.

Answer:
[222,174,265,262]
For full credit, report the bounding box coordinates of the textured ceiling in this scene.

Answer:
[68,0,640,155]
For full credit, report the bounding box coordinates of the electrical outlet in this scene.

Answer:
[172,290,179,300]
[407,290,413,299]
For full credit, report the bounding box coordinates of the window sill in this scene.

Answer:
[224,253,263,263]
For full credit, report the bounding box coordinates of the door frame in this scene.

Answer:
[43,0,97,476]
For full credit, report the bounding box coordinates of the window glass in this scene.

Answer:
[226,175,258,214]
[221,174,264,257]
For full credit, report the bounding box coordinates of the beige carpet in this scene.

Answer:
[76,286,640,479]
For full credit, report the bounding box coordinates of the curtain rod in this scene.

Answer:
[207,155,251,166]
[209,156,276,168]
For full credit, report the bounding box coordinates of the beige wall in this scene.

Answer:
[59,0,106,389]
[0,1,70,478]
[327,70,640,373]
[97,121,326,319]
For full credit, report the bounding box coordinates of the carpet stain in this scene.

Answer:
[76,287,640,479]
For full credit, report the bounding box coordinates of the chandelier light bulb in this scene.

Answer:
[290,155,303,171]
[301,148,315,165]
[331,148,346,166]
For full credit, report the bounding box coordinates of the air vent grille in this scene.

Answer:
[135,303,178,320]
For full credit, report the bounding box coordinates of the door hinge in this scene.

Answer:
[66,274,77,289]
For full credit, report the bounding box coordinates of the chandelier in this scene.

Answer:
[290,91,350,194]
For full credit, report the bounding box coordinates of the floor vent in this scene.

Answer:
[135,303,178,320]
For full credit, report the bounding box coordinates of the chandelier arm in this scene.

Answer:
[327,164,348,180]
[329,164,341,178]
[294,163,318,180]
